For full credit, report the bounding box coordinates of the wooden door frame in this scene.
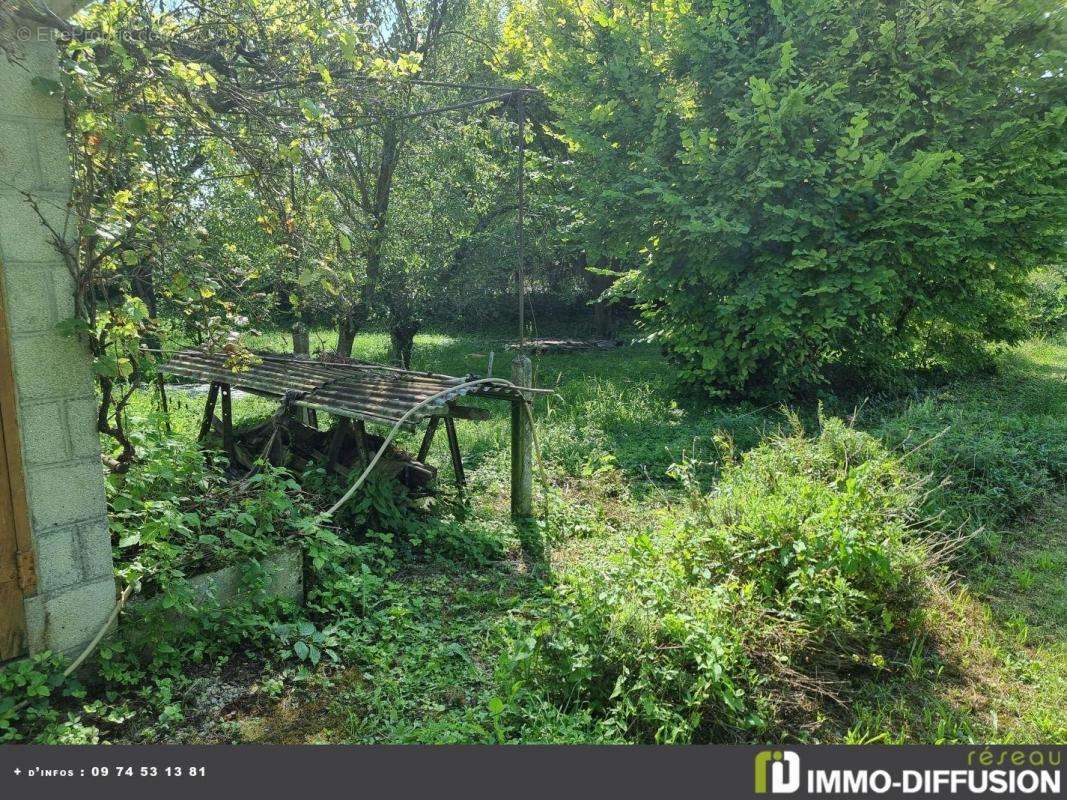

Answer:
[0,271,37,661]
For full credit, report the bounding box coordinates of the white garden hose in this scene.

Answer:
[37,377,548,692]
[326,376,546,516]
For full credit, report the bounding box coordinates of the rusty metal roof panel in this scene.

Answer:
[160,347,524,428]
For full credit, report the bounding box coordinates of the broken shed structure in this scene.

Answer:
[160,347,541,510]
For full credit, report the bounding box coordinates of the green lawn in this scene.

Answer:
[117,330,1066,744]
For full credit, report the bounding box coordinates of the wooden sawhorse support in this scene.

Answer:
[197,381,236,464]
[416,414,466,493]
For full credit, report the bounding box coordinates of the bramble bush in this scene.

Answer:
[510,0,1067,396]
[501,418,935,742]
[109,427,317,588]
[0,425,393,742]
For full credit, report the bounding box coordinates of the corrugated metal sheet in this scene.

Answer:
[160,347,524,428]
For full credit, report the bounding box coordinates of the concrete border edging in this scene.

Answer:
[131,546,304,618]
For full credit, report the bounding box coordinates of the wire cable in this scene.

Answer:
[325,376,540,516]
[34,375,548,695]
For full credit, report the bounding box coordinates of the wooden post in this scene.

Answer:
[351,420,370,469]
[325,418,349,470]
[156,374,172,434]
[444,416,466,492]
[417,416,440,462]
[292,323,311,426]
[220,383,235,463]
[510,353,533,518]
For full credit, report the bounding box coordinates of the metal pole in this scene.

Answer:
[517,92,526,348]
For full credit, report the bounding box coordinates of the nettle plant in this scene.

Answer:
[512,0,1067,396]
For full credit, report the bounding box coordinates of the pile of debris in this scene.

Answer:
[217,414,436,492]
[506,338,621,354]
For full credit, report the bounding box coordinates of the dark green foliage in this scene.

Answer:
[0,654,89,744]
[1025,267,1067,337]
[3,331,1065,744]
[514,0,1067,395]
[109,428,316,586]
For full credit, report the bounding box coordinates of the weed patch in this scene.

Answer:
[501,418,938,743]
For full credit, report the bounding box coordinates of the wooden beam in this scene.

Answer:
[417,416,440,462]
[197,382,220,442]
[510,354,533,517]
[444,416,465,492]
[429,403,490,421]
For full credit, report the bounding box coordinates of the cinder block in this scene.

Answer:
[26,458,106,531]
[33,527,82,593]
[41,577,117,655]
[2,262,55,333]
[51,261,75,321]
[0,118,39,187]
[34,124,71,192]
[65,394,101,460]
[10,330,94,401]
[0,192,71,262]
[77,520,114,580]
[141,546,306,613]
[0,40,64,122]
[17,399,67,465]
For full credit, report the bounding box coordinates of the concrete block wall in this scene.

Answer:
[0,35,116,657]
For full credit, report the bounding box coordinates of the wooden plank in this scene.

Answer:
[430,403,491,422]
[197,382,220,442]
[417,417,440,462]
[0,273,34,660]
[220,383,235,463]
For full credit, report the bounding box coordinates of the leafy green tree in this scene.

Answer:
[11,0,382,463]
[510,0,1067,395]
[310,0,507,360]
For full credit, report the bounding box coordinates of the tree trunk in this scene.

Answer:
[585,256,618,339]
[336,318,357,358]
[293,322,310,357]
[335,305,367,357]
[593,299,616,339]
[357,121,401,318]
[390,323,418,370]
